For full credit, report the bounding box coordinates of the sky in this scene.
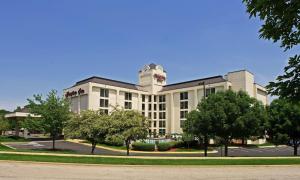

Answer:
[0,0,298,111]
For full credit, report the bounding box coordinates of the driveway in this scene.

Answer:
[1,161,300,180]
[4,140,300,157]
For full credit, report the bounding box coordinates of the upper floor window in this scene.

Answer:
[125,92,132,101]
[180,92,188,100]
[148,95,152,102]
[125,101,132,109]
[205,88,216,97]
[100,89,109,98]
[142,95,146,102]
[159,95,166,102]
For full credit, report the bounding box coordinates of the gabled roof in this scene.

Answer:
[161,76,226,92]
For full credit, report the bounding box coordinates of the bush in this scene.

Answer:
[132,142,155,151]
[157,142,174,151]
[104,137,124,146]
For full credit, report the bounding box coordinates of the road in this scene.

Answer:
[0,161,300,180]
[5,140,300,157]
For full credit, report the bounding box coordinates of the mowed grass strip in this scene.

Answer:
[0,154,300,165]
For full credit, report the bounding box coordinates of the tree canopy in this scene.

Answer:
[65,110,110,154]
[243,0,300,50]
[26,90,71,150]
[108,109,149,156]
[267,98,300,156]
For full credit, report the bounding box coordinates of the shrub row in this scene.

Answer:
[132,142,155,151]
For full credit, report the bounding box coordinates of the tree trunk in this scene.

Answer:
[52,135,56,150]
[126,140,130,156]
[91,141,96,154]
[224,140,229,157]
[242,138,245,146]
[294,145,298,156]
[204,135,208,157]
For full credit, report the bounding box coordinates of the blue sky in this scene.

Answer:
[0,0,297,111]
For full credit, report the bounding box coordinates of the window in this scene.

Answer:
[148,104,152,111]
[180,101,188,109]
[142,104,145,111]
[153,121,157,127]
[159,95,166,102]
[154,104,157,111]
[100,109,109,115]
[100,89,109,98]
[180,120,186,128]
[100,89,109,113]
[125,101,132,109]
[148,112,152,119]
[180,111,188,119]
[100,99,109,108]
[159,104,166,111]
[159,121,166,128]
[154,112,157,119]
[205,88,216,97]
[159,112,166,119]
[159,129,166,135]
[148,95,152,102]
[142,95,146,102]
[180,92,188,100]
[125,92,132,100]
[154,96,157,102]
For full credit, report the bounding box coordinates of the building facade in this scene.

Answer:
[64,64,268,136]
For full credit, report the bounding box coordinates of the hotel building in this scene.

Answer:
[64,64,268,136]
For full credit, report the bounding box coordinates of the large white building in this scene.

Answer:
[64,64,268,136]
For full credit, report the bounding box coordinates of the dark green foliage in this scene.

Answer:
[267,99,300,156]
[26,90,71,150]
[132,142,155,151]
[243,0,300,50]
[157,142,174,151]
[267,55,300,102]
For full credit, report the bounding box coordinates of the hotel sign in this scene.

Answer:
[65,88,85,98]
[154,74,166,82]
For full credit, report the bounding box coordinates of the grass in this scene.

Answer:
[0,136,29,142]
[97,143,127,150]
[0,144,13,151]
[0,153,300,165]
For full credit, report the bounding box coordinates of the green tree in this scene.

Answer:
[267,99,300,156]
[65,110,110,154]
[243,0,299,50]
[184,109,213,157]
[0,115,10,135]
[193,90,266,156]
[108,109,149,156]
[27,90,71,150]
[243,0,300,101]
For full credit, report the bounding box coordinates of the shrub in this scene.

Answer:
[104,136,124,146]
[132,142,155,151]
[157,142,174,151]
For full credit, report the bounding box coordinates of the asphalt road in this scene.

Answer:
[0,161,300,180]
[5,140,300,157]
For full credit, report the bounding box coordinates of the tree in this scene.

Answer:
[65,110,110,154]
[243,0,300,50]
[193,90,266,156]
[0,115,10,135]
[267,99,300,156]
[27,90,71,150]
[184,109,213,157]
[243,0,300,101]
[108,109,149,156]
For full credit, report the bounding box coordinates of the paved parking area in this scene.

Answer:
[4,140,300,157]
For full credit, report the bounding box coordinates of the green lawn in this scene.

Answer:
[0,136,29,142]
[0,153,300,165]
[0,144,13,151]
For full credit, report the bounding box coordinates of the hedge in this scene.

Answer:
[157,142,174,151]
[132,142,155,151]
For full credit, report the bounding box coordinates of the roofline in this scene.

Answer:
[76,76,138,86]
[163,75,225,87]
[227,69,254,75]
